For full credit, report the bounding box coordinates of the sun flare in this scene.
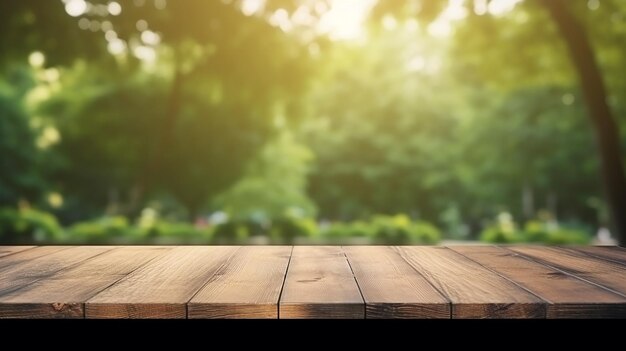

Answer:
[317,0,376,41]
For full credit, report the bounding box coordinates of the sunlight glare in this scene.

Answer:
[64,0,88,17]
[28,52,46,68]
[242,0,264,16]
[107,39,127,55]
[108,2,122,16]
[270,9,292,32]
[487,0,523,16]
[318,0,376,41]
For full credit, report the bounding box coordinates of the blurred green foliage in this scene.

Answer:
[0,207,63,244]
[322,215,441,245]
[1,1,625,245]
[0,208,439,245]
[480,212,591,244]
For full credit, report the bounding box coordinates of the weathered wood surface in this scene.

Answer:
[344,246,450,319]
[188,246,291,319]
[0,245,624,319]
[86,246,238,319]
[0,246,35,259]
[0,247,169,318]
[451,246,626,318]
[280,246,364,319]
[396,247,546,318]
[510,246,626,297]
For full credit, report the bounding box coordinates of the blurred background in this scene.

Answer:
[0,0,624,246]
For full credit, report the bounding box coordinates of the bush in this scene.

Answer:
[67,216,131,244]
[322,221,373,239]
[369,214,441,245]
[212,219,261,244]
[0,207,62,244]
[321,215,441,245]
[213,215,317,244]
[142,221,212,244]
[270,217,317,244]
[480,212,519,243]
[523,220,590,244]
[480,213,591,245]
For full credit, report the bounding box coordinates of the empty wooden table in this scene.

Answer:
[0,245,625,319]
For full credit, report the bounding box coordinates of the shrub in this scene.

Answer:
[212,219,259,244]
[142,221,212,244]
[480,213,591,245]
[0,207,62,244]
[213,215,318,244]
[322,221,373,239]
[480,212,520,243]
[319,215,441,244]
[369,214,441,245]
[67,216,131,244]
[269,216,317,244]
[523,220,590,244]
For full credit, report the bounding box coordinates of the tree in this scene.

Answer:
[11,1,316,219]
[0,70,44,206]
[302,27,460,220]
[0,1,106,66]
[216,131,317,222]
[370,0,626,243]
[539,0,626,243]
[88,1,314,212]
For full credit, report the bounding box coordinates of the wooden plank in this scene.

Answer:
[0,246,70,271]
[0,246,113,299]
[567,246,626,266]
[0,247,169,319]
[86,246,238,319]
[396,247,546,318]
[451,246,626,318]
[280,246,364,319]
[188,246,291,319]
[510,246,626,297]
[0,246,35,259]
[344,246,450,319]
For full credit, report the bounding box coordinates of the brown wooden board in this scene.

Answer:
[0,246,113,299]
[1,246,624,319]
[0,246,71,271]
[567,246,626,266]
[85,246,238,319]
[0,247,169,319]
[344,246,450,319]
[188,246,291,319]
[452,246,626,318]
[0,246,35,259]
[280,246,364,319]
[510,246,626,297]
[396,247,546,318]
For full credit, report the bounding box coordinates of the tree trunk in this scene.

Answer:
[541,0,626,245]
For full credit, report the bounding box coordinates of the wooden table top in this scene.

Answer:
[0,246,625,319]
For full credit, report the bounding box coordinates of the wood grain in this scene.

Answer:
[0,246,70,271]
[344,246,450,319]
[188,246,291,319]
[86,246,238,319]
[280,246,364,319]
[510,246,626,296]
[396,247,546,318]
[452,246,626,318]
[1,246,624,319]
[0,247,169,319]
[567,246,626,266]
[0,246,35,259]
[0,246,113,299]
